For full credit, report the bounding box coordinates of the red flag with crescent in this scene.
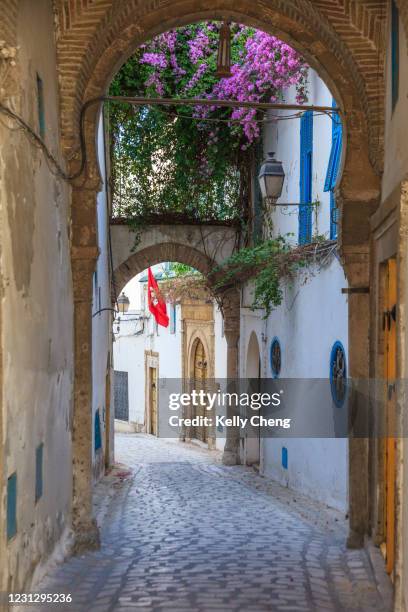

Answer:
[147,267,169,327]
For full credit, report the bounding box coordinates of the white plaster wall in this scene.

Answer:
[240,70,349,512]
[214,305,227,451]
[0,0,73,589]
[264,70,334,242]
[113,278,227,451]
[113,314,146,426]
[261,256,349,513]
[91,116,113,479]
[214,305,227,379]
[113,280,182,429]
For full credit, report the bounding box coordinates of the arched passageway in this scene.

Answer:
[53,1,386,551]
[2,1,405,601]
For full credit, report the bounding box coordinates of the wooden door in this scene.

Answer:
[193,340,207,442]
[150,367,157,436]
[382,257,397,576]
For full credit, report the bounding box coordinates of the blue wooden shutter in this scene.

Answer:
[7,473,17,539]
[299,111,313,244]
[391,0,399,111]
[94,409,102,451]
[36,74,45,139]
[324,99,343,239]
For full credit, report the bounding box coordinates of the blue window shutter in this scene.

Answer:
[391,0,399,111]
[325,99,343,240]
[35,443,44,502]
[282,447,288,470]
[299,111,313,245]
[7,473,17,540]
[94,410,102,451]
[36,74,45,139]
[324,102,342,192]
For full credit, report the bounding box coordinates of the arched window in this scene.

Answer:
[270,337,281,378]
[330,341,347,407]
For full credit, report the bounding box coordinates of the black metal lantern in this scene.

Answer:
[216,22,232,78]
[258,151,285,203]
[117,292,130,314]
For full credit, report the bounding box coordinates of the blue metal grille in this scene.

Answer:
[114,370,129,421]
[299,111,313,244]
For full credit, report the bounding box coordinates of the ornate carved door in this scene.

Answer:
[193,339,207,442]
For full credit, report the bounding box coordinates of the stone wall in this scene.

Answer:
[0,0,74,591]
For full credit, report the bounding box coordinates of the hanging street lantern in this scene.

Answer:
[216,21,232,78]
[117,292,130,314]
[258,151,285,204]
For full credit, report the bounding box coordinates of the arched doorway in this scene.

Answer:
[244,332,261,467]
[192,339,208,443]
[55,1,384,552]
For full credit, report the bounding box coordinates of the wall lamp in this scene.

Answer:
[258,151,308,207]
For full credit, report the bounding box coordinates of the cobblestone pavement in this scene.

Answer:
[25,434,391,612]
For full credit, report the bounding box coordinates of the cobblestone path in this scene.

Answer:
[26,434,391,612]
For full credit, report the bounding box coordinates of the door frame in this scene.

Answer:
[144,351,159,435]
[379,257,397,576]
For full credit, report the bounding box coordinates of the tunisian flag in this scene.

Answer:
[147,267,169,327]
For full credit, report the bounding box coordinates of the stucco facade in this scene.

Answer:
[0,1,74,591]
[239,71,349,512]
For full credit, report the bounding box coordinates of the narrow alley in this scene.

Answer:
[27,435,391,612]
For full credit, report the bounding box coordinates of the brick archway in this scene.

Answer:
[54,0,387,550]
[114,243,215,296]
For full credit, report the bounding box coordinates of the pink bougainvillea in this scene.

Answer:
[138,23,308,145]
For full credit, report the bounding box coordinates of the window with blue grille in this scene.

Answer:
[391,0,399,111]
[7,473,17,540]
[94,409,102,451]
[324,99,342,240]
[299,111,313,244]
[36,73,45,139]
[330,341,347,407]
[35,443,44,502]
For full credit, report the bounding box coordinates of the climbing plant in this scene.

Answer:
[212,236,336,316]
[109,23,308,224]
